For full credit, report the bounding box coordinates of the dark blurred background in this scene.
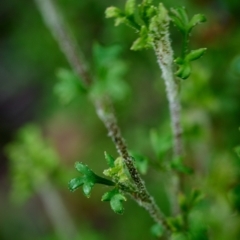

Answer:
[1,0,240,239]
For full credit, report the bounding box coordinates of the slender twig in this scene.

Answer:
[38,181,78,240]
[34,0,91,88]
[34,0,171,234]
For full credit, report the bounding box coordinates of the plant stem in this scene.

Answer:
[34,0,91,88]
[151,6,184,214]
[35,0,171,234]
[94,96,171,233]
[38,181,78,240]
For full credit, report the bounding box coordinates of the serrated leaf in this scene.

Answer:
[185,48,207,61]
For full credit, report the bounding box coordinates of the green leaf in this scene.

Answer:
[83,182,94,198]
[130,152,148,174]
[171,157,193,174]
[131,25,152,51]
[167,215,184,232]
[69,162,114,197]
[91,43,129,102]
[189,189,204,205]
[185,48,207,61]
[68,177,85,192]
[188,14,207,32]
[104,152,115,167]
[175,62,191,80]
[103,157,131,184]
[150,129,172,158]
[54,68,86,105]
[102,189,127,214]
[105,7,122,19]
[170,7,189,34]
[125,0,136,16]
[235,146,240,158]
[151,223,164,237]
[110,193,127,214]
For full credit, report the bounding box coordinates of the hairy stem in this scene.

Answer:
[35,0,171,234]
[151,6,184,214]
[34,0,91,88]
[94,96,171,233]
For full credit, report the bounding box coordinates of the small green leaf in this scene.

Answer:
[185,48,207,61]
[105,7,122,19]
[171,157,193,174]
[150,129,172,159]
[131,25,152,50]
[130,152,148,175]
[167,215,184,232]
[151,223,164,238]
[75,162,92,175]
[69,162,114,197]
[110,193,127,214]
[104,152,115,167]
[189,189,204,205]
[102,189,127,214]
[175,62,191,80]
[235,146,240,158]
[83,182,94,198]
[170,7,189,34]
[54,68,86,105]
[68,177,85,192]
[178,193,189,213]
[188,14,207,32]
[125,0,136,16]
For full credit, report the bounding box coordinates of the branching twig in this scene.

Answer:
[34,0,171,234]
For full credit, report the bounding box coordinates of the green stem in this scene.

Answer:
[181,32,189,59]
[95,175,115,186]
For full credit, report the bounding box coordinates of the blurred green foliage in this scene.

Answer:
[6,125,59,203]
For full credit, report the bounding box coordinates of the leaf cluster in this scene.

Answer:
[170,7,207,79]
[69,152,134,214]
